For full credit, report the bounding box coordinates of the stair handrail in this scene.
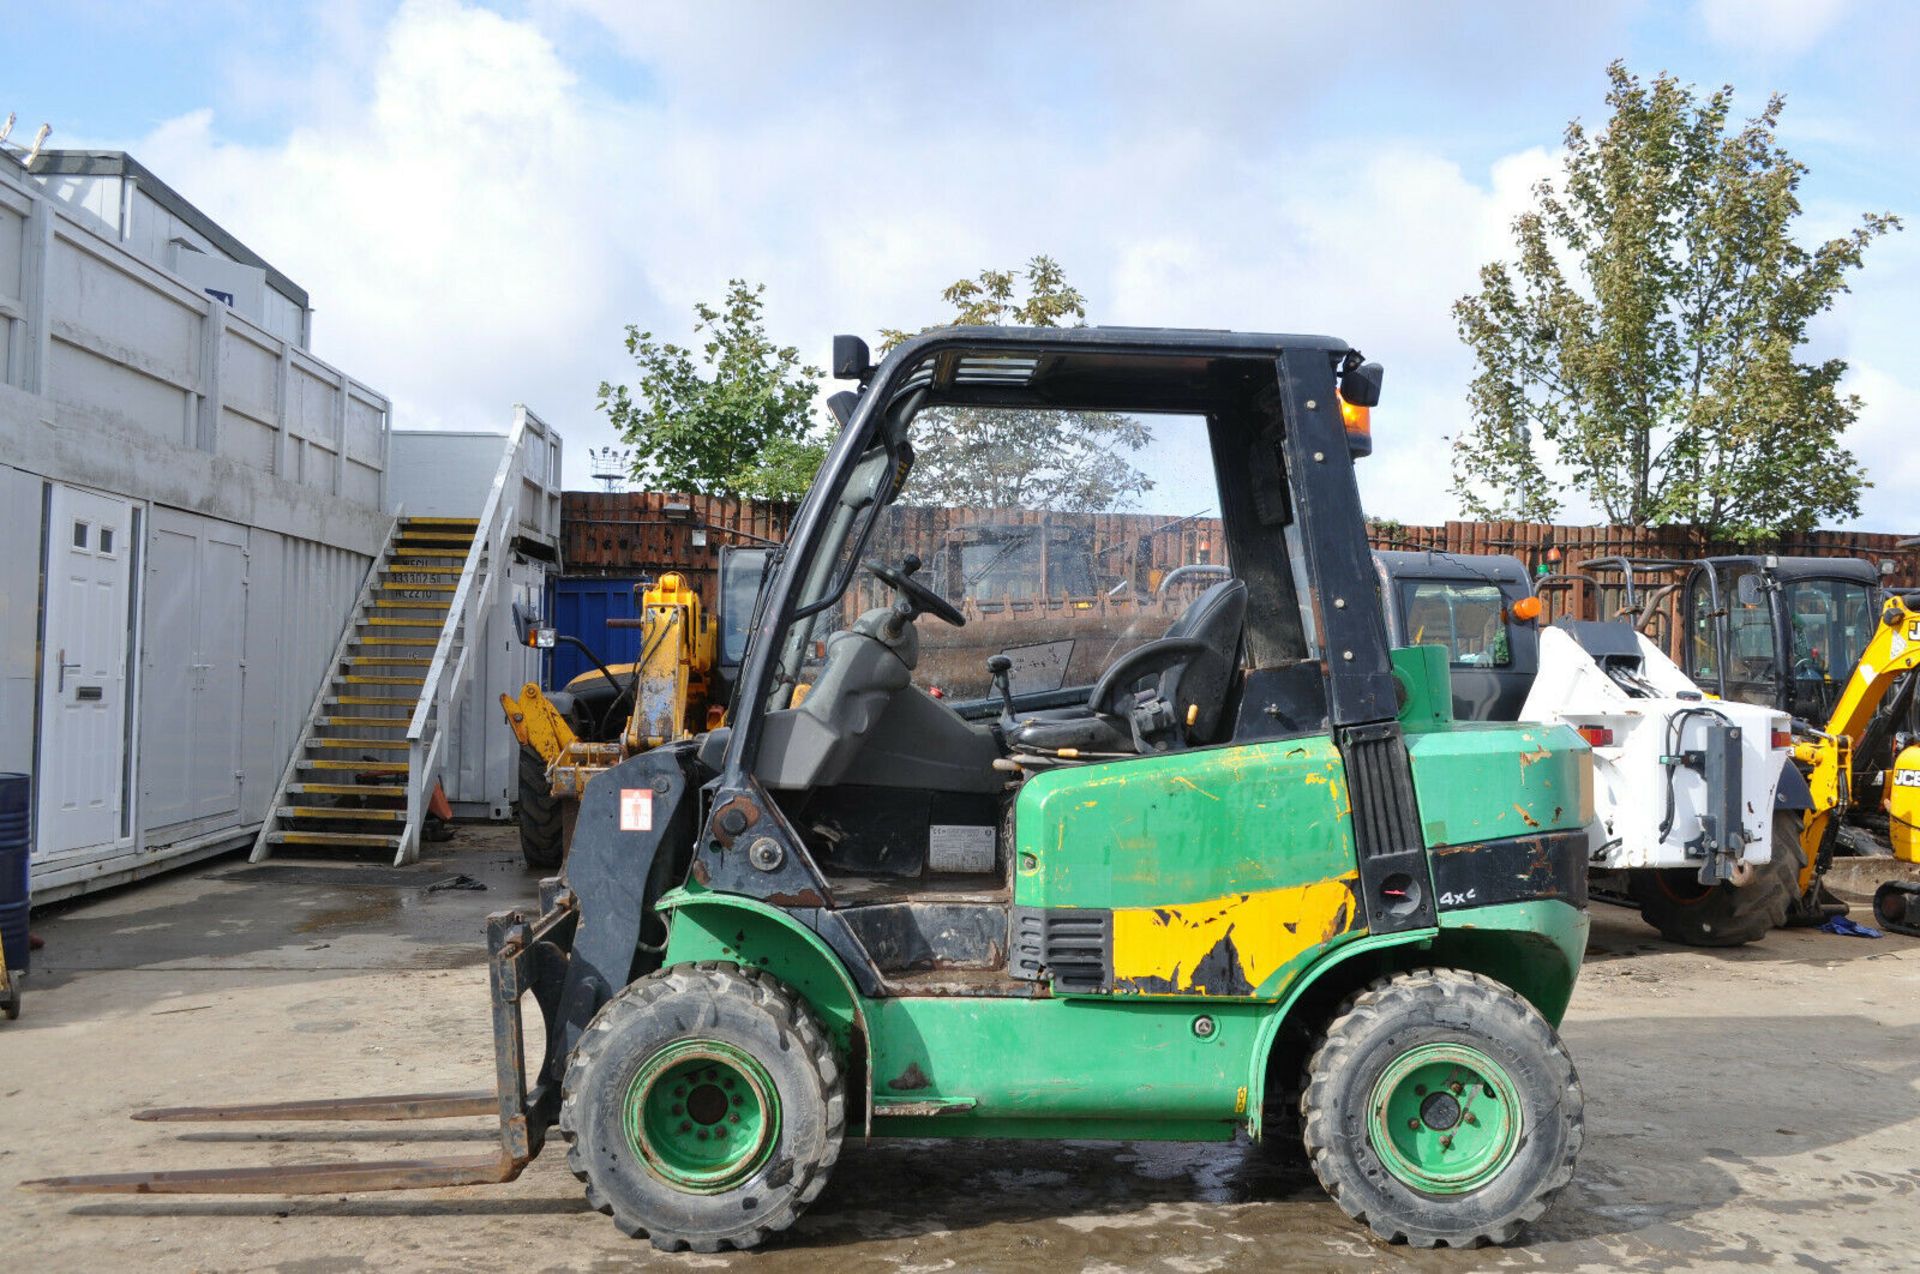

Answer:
[401,407,534,859]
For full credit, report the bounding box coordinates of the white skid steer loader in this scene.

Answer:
[1376,551,1801,946]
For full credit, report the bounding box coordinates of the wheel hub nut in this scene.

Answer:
[1419,1091,1463,1131]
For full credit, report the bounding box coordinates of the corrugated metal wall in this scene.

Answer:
[561,490,1919,611]
[0,467,43,780]
[241,529,370,825]
[438,555,546,816]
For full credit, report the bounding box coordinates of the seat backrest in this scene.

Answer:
[1161,578,1247,741]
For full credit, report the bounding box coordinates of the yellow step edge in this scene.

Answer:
[300,759,409,773]
[340,674,426,686]
[311,738,411,750]
[288,783,408,797]
[341,657,434,666]
[268,831,401,847]
[317,715,413,726]
[281,807,405,822]
[327,695,416,706]
[378,582,458,592]
[362,618,441,628]
[350,636,439,646]
[372,599,451,610]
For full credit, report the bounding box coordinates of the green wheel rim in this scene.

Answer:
[624,1040,780,1192]
[1366,1042,1522,1195]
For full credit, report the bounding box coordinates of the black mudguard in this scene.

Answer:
[1774,757,1813,811]
[541,744,701,1088]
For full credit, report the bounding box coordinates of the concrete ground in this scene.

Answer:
[5,826,1920,1273]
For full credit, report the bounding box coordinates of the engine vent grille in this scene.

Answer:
[1342,721,1422,861]
[1009,905,1110,994]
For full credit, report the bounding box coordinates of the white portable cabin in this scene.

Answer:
[0,148,561,900]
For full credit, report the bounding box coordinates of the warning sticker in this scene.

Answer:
[929,824,996,873]
[619,788,654,832]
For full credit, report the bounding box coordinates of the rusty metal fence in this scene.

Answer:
[562,491,1918,617]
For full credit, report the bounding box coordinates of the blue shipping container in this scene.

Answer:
[545,577,648,688]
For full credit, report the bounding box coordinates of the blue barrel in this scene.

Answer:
[0,773,28,976]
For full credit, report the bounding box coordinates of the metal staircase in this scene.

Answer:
[251,406,557,866]
[250,516,480,864]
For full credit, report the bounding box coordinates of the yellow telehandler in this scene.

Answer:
[500,557,767,867]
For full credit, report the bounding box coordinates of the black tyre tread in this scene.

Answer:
[556,960,843,1253]
[515,744,564,870]
[1629,812,1804,947]
[1300,968,1583,1249]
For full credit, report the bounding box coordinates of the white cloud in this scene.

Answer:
[116,0,1910,538]
[136,0,653,447]
[1698,0,1853,57]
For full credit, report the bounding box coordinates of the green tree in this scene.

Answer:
[881,256,1154,511]
[1452,62,1897,536]
[598,280,826,498]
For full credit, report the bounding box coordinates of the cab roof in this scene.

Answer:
[1701,555,1881,586]
[883,324,1352,414]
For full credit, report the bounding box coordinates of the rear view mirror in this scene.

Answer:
[512,600,552,649]
[1341,359,1384,408]
[832,335,872,382]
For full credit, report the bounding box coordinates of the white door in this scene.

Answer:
[140,507,250,830]
[36,485,136,857]
[190,521,248,821]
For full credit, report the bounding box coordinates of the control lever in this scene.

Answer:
[987,655,1017,721]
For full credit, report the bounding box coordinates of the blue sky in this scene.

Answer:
[12,0,1917,531]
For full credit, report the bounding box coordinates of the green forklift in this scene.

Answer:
[32,327,1595,1251]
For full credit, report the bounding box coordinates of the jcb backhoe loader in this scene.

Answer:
[1673,554,1920,916]
[31,326,1597,1252]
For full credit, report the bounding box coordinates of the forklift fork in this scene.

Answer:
[27,887,579,1197]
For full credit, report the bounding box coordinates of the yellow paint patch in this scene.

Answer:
[1111,875,1361,997]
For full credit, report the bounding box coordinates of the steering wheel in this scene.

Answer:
[865,557,966,628]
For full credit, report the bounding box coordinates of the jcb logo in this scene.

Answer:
[1897,770,1920,789]
[1909,619,1920,641]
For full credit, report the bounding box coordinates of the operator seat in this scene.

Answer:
[1005,578,1248,755]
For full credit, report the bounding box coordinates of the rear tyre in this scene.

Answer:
[559,962,844,1253]
[515,744,564,870]
[1628,812,1804,947]
[1301,969,1582,1248]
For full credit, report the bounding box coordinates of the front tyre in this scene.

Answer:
[1628,811,1804,947]
[559,962,844,1253]
[1301,968,1582,1248]
[515,744,565,871]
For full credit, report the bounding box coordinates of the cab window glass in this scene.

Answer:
[1726,569,1778,681]
[1785,580,1874,682]
[807,410,1233,707]
[1687,572,1719,682]
[1400,582,1510,667]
